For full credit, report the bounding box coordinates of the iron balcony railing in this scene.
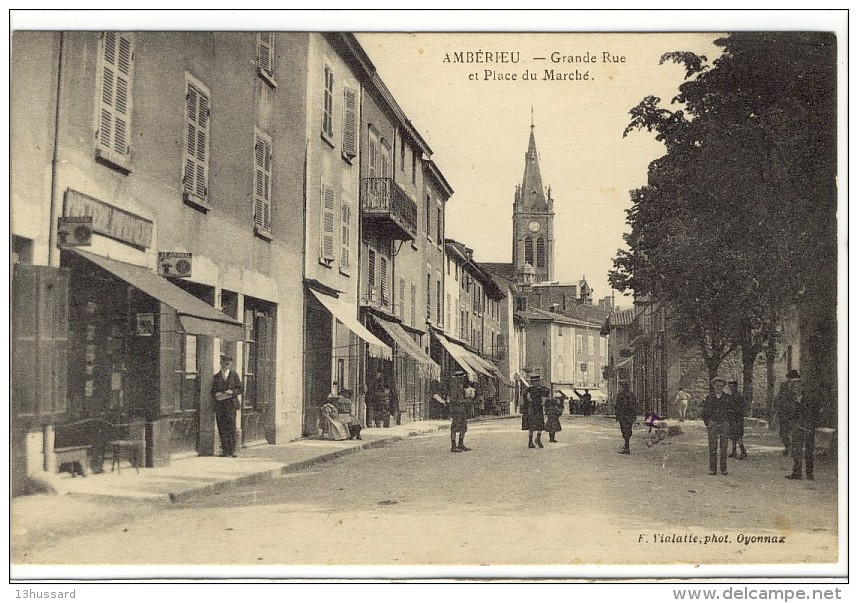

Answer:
[361,177,418,240]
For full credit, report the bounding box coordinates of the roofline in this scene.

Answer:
[423,159,454,199]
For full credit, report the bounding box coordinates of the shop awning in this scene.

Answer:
[370,315,440,377]
[73,249,245,341]
[432,331,476,381]
[308,289,391,360]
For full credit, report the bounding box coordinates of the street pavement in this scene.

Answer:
[11,415,839,575]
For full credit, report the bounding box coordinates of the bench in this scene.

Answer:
[54,445,91,477]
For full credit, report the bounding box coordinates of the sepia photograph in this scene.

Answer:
[6,9,847,588]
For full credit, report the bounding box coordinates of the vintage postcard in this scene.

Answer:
[6,10,847,588]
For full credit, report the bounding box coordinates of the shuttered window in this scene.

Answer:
[320,183,336,263]
[342,87,357,160]
[96,32,134,168]
[322,66,334,141]
[184,78,211,206]
[380,257,388,307]
[399,278,406,319]
[340,200,351,274]
[257,33,274,77]
[410,284,416,327]
[367,250,376,298]
[253,131,273,236]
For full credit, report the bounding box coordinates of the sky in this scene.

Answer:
[356,32,722,303]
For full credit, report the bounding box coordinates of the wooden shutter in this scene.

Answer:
[12,265,69,422]
[323,67,334,138]
[340,201,351,273]
[254,134,272,233]
[342,87,357,159]
[97,32,134,156]
[185,82,210,200]
[320,183,336,262]
[257,33,274,76]
[380,256,388,305]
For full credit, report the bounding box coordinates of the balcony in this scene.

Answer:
[361,177,418,241]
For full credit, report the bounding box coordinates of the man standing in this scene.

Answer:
[449,370,471,452]
[614,381,637,454]
[702,376,731,475]
[673,387,691,422]
[785,373,817,481]
[727,380,747,460]
[774,370,800,456]
[211,354,243,458]
[522,380,547,449]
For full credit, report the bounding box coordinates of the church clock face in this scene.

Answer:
[528,220,541,233]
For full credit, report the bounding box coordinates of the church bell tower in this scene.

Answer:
[512,119,555,284]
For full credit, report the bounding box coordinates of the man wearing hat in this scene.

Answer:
[774,369,801,456]
[702,376,731,475]
[614,380,637,454]
[448,370,471,452]
[783,371,817,480]
[211,354,243,457]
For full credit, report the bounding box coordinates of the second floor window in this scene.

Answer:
[380,256,388,306]
[436,206,443,246]
[253,132,273,235]
[96,32,134,167]
[322,66,334,141]
[367,250,376,296]
[340,201,351,274]
[257,33,275,80]
[320,182,336,263]
[342,87,357,160]
[184,78,211,205]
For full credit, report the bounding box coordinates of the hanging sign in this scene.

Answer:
[136,313,155,336]
[57,216,93,247]
[158,252,193,278]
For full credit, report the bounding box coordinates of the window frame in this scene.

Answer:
[321,64,335,146]
[94,32,135,174]
[253,129,274,240]
[256,32,278,88]
[182,73,212,212]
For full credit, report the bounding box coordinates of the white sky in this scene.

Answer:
[356,32,722,302]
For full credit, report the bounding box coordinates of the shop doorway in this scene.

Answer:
[242,297,276,445]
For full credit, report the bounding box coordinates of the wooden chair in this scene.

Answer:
[108,420,146,474]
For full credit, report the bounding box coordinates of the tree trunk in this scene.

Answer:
[741,344,758,418]
[764,338,777,422]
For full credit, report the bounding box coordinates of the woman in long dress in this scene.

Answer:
[320,397,350,441]
[521,383,547,448]
[545,394,563,442]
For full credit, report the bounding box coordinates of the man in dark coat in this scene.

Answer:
[774,370,800,456]
[784,373,818,480]
[727,380,747,460]
[575,388,593,417]
[211,354,243,457]
[522,381,547,448]
[614,381,637,454]
[702,376,731,475]
[449,371,471,452]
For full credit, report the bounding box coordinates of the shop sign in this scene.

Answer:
[136,313,155,337]
[57,216,93,247]
[158,252,192,278]
[64,189,153,249]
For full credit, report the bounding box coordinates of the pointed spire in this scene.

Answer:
[521,119,547,210]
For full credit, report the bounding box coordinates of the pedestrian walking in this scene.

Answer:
[574,388,593,416]
[614,381,637,454]
[774,370,799,456]
[727,380,747,460]
[545,393,563,442]
[702,376,731,475]
[521,380,547,448]
[369,374,392,428]
[449,370,471,453]
[211,354,243,458]
[673,387,691,422]
[784,372,818,481]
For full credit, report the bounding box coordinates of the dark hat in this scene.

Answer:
[711,376,726,385]
[786,370,800,380]
[220,354,233,362]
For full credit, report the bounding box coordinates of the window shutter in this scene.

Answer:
[185,82,210,200]
[97,32,134,156]
[258,32,274,75]
[340,201,351,272]
[320,183,336,262]
[323,67,334,139]
[254,134,272,233]
[368,250,376,296]
[380,257,388,306]
[342,87,357,158]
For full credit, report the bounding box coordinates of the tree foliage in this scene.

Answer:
[611,32,837,399]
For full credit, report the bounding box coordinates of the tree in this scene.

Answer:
[612,33,837,410]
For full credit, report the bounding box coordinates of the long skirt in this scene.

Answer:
[546,415,562,433]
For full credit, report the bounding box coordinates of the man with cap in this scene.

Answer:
[784,372,818,480]
[702,376,731,475]
[211,354,243,457]
[614,381,637,454]
[448,370,471,452]
[774,370,800,456]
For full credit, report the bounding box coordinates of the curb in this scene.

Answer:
[167,424,446,503]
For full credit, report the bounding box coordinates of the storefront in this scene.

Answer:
[430,330,506,417]
[303,283,391,437]
[55,249,245,470]
[368,313,439,422]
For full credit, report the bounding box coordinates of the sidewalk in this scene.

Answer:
[11,415,516,550]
